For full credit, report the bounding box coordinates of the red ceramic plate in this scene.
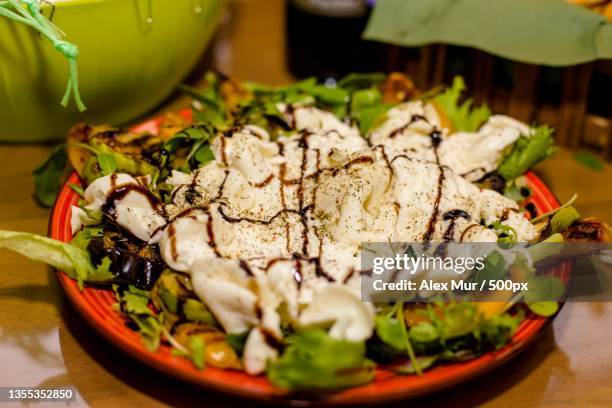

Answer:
[49,114,570,405]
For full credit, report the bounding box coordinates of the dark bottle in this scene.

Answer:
[286,0,381,81]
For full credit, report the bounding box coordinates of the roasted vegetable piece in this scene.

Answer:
[152,272,217,330]
[220,76,252,113]
[66,123,94,176]
[562,218,612,242]
[67,124,161,181]
[157,113,192,141]
[550,206,581,234]
[173,323,242,370]
[152,272,192,313]
[87,230,163,290]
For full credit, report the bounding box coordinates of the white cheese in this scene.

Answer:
[152,103,539,361]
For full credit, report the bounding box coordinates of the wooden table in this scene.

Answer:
[1,1,611,406]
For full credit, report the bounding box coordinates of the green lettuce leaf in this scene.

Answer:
[0,230,112,287]
[267,329,375,390]
[182,298,217,326]
[498,125,555,180]
[433,76,491,132]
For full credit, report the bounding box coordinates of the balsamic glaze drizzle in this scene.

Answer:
[442,209,471,242]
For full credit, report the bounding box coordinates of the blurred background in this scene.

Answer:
[2,0,611,159]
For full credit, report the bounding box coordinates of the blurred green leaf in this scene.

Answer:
[32,146,68,207]
[573,151,604,172]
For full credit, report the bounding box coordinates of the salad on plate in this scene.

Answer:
[1,72,610,391]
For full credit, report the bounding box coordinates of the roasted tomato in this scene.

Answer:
[380,72,419,104]
[173,323,242,370]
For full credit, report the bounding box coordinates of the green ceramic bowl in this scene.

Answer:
[0,0,225,142]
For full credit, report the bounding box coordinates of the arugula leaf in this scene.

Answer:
[349,87,392,135]
[189,335,206,369]
[32,146,68,207]
[351,88,382,111]
[97,153,118,176]
[354,105,391,135]
[375,314,404,351]
[122,290,152,315]
[433,77,491,132]
[70,225,104,251]
[477,311,523,350]
[193,145,215,165]
[85,259,114,284]
[183,298,217,326]
[408,322,439,343]
[68,182,85,198]
[181,75,228,128]
[131,313,162,351]
[490,221,518,245]
[267,329,375,390]
[114,285,162,351]
[498,125,555,181]
[337,72,386,91]
[226,331,249,356]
